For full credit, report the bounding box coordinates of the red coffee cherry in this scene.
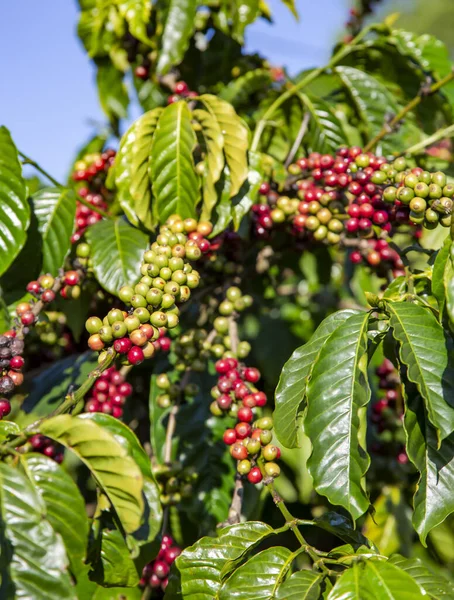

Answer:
[247,467,263,484]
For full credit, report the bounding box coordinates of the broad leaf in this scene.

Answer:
[447,244,454,327]
[431,237,451,317]
[156,0,197,75]
[231,0,260,43]
[32,187,76,275]
[275,570,322,600]
[0,463,75,599]
[0,420,20,442]
[274,309,360,448]
[219,547,293,599]
[129,108,163,229]
[90,529,139,587]
[389,555,454,599]
[117,0,151,45]
[0,126,29,277]
[23,454,89,575]
[86,217,149,297]
[148,374,170,464]
[150,101,200,223]
[305,311,371,521]
[328,560,425,599]
[314,512,375,549]
[220,69,272,107]
[165,521,274,599]
[387,301,454,442]
[39,414,144,534]
[301,93,348,154]
[96,60,129,123]
[109,120,139,225]
[403,391,454,545]
[198,94,249,197]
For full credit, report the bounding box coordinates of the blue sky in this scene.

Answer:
[0,1,348,181]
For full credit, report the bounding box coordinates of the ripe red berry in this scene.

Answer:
[253,392,267,407]
[118,382,133,397]
[215,359,230,374]
[114,337,132,354]
[244,367,260,383]
[9,356,24,370]
[247,467,263,484]
[237,406,254,423]
[64,270,79,286]
[21,312,35,326]
[345,218,359,233]
[223,429,237,445]
[242,394,257,408]
[135,65,148,79]
[217,394,233,410]
[41,289,56,303]
[159,337,171,352]
[112,406,123,419]
[0,398,11,417]
[175,81,189,94]
[26,281,41,294]
[350,250,362,264]
[230,442,248,460]
[127,346,144,365]
[259,182,270,195]
[235,422,252,439]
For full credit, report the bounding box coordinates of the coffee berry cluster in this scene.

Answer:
[152,460,198,506]
[155,371,199,409]
[85,218,211,366]
[140,535,181,594]
[71,149,116,243]
[26,270,83,307]
[370,359,407,465]
[166,81,197,105]
[0,334,25,420]
[28,434,65,463]
[84,366,133,419]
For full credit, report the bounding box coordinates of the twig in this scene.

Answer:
[19,151,63,188]
[285,112,310,168]
[403,123,454,156]
[217,474,244,528]
[364,70,454,152]
[228,316,240,356]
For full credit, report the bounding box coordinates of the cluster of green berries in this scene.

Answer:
[85,217,207,366]
[155,372,199,408]
[152,461,198,506]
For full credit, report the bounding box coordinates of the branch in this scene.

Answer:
[19,151,63,188]
[285,112,310,168]
[403,123,454,156]
[364,70,454,152]
[228,316,240,356]
[217,473,244,528]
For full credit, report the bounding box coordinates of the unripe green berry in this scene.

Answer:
[443,184,454,198]
[112,321,128,338]
[185,246,202,261]
[429,183,442,199]
[156,373,170,389]
[171,270,187,285]
[234,297,246,312]
[155,254,168,269]
[178,286,191,302]
[371,171,387,184]
[260,430,273,445]
[99,325,113,343]
[160,267,172,281]
[158,394,171,408]
[419,171,431,185]
[424,208,439,223]
[164,281,180,296]
[86,316,103,334]
[226,287,242,302]
[143,250,156,263]
[76,243,90,258]
[305,216,320,231]
[146,288,163,306]
[219,300,234,316]
[313,225,328,241]
[242,295,253,308]
[383,186,397,203]
[237,460,252,475]
[119,286,134,304]
[414,182,429,198]
[264,462,280,478]
[210,401,223,416]
[396,187,414,204]
[237,341,251,358]
[214,317,229,334]
[409,197,427,213]
[153,277,166,290]
[440,215,452,227]
[150,311,168,328]
[186,273,200,289]
[262,444,279,461]
[161,293,175,309]
[125,315,141,332]
[409,211,424,224]
[134,282,150,297]
[133,307,151,323]
[246,439,261,455]
[131,294,147,308]
[431,171,447,187]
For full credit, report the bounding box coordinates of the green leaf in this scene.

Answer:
[275,570,322,600]
[387,301,454,442]
[165,521,274,599]
[129,108,163,229]
[403,390,454,545]
[96,60,129,124]
[389,555,454,599]
[150,101,200,223]
[335,66,417,154]
[301,94,348,154]
[39,414,144,534]
[108,120,138,225]
[156,0,197,75]
[274,309,360,449]
[23,454,89,575]
[117,0,151,45]
[0,420,19,442]
[0,463,75,599]
[431,237,451,316]
[313,512,375,549]
[220,69,272,108]
[91,528,139,587]
[305,311,371,521]
[219,547,293,599]
[193,108,224,222]
[198,94,249,197]
[447,244,454,327]
[328,560,425,600]
[86,217,149,297]
[231,0,260,43]
[148,374,170,464]
[32,187,76,275]
[0,126,29,277]
[279,0,298,18]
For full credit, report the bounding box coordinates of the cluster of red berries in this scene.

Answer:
[167,81,197,105]
[0,334,25,420]
[26,271,82,309]
[350,239,405,278]
[370,359,407,465]
[29,434,64,463]
[212,358,281,484]
[139,535,181,594]
[84,366,133,419]
[71,150,116,243]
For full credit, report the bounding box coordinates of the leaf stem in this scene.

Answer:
[403,123,454,156]
[250,26,374,152]
[19,151,63,188]
[364,70,454,152]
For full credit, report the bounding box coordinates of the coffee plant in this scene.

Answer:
[1,1,454,598]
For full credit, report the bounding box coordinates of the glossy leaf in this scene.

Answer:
[0,462,75,599]
[231,0,261,44]
[129,108,163,229]
[117,0,151,45]
[389,555,454,599]
[388,301,454,442]
[0,126,29,277]
[109,120,139,225]
[165,521,274,599]
[96,60,129,123]
[328,560,425,600]
[198,94,249,197]
[275,570,322,600]
[150,101,200,223]
[32,187,76,275]
[39,414,144,534]
[219,547,292,599]
[314,512,375,549]
[274,309,360,448]
[0,420,19,442]
[447,243,454,326]
[301,93,348,154]
[403,391,454,545]
[156,0,197,75]
[23,453,89,575]
[86,217,149,297]
[92,529,139,587]
[220,69,272,107]
[431,236,451,316]
[305,311,371,521]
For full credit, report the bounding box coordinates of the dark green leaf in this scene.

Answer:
[150,101,200,223]
[40,414,144,534]
[314,512,375,549]
[0,126,29,276]
[23,454,89,575]
[91,529,139,587]
[388,301,454,442]
[165,521,274,599]
[301,94,348,154]
[431,237,451,317]
[275,570,322,600]
[86,217,149,297]
[96,60,129,124]
[274,309,360,449]
[389,555,454,599]
[220,69,272,108]
[219,547,293,599]
[305,312,371,520]
[156,0,197,75]
[32,187,76,275]
[231,150,264,230]
[0,463,75,599]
